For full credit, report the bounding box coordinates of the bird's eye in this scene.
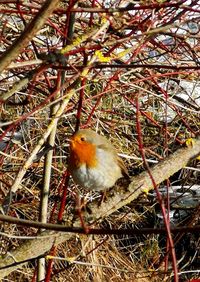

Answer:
[80,136,85,141]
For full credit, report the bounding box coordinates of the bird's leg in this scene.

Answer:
[74,193,90,234]
[98,190,107,206]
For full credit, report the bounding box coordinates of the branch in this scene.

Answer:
[0,137,200,278]
[0,0,60,74]
[0,214,200,235]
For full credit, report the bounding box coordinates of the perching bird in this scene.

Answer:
[68,129,128,191]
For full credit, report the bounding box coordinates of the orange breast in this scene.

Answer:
[69,140,97,169]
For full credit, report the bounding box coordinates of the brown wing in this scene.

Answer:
[97,142,129,178]
[117,156,129,178]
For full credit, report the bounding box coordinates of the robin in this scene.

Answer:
[68,129,128,191]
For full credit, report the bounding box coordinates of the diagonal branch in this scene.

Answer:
[0,0,60,74]
[0,138,200,279]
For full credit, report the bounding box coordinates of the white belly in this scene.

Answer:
[71,149,122,191]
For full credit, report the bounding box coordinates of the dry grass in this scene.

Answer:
[0,0,200,281]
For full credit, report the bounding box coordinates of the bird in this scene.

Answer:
[68,129,128,191]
